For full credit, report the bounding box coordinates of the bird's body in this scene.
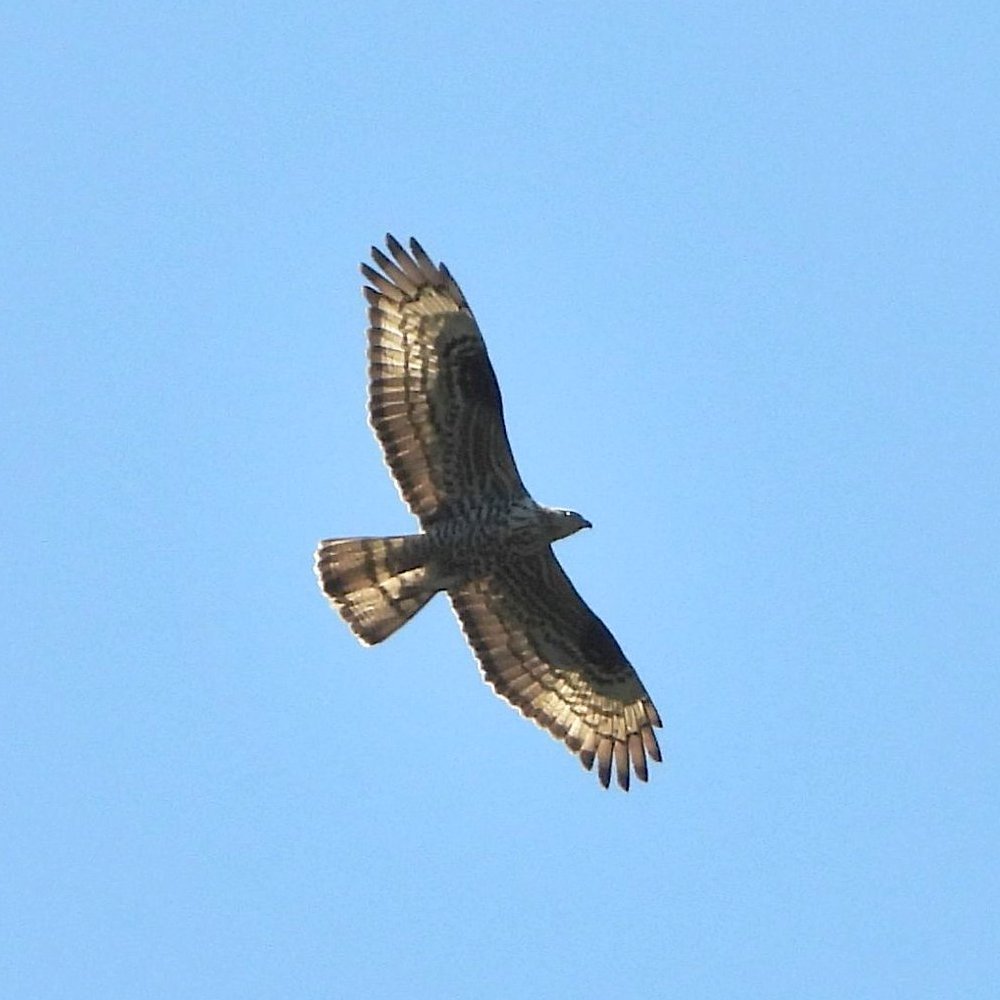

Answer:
[315,236,662,789]
[426,497,588,572]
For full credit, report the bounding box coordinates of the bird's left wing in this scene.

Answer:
[448,551,662,790]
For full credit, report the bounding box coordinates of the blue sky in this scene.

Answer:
[4,3,999,997]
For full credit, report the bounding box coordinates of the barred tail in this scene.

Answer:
[314,534,440,645]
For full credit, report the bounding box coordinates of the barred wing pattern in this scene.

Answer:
[450,551,662,790]
[363,236,528,525]
[320,236,664,790]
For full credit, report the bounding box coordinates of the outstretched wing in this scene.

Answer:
[448,551,662,790]
[363,235,528,526]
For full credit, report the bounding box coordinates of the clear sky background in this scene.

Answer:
[4,4,999,998]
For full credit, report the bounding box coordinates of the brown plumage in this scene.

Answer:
[315,235,662,789]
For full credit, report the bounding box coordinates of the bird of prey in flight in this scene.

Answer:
[315,236,661,789]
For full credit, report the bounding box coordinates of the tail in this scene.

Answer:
[314,534,441,645]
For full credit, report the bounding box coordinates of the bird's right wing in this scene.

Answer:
[363,236,528,526]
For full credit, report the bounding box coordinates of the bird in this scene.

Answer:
[315,235,662,789]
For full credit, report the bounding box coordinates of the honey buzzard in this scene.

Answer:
[315,236,661,789]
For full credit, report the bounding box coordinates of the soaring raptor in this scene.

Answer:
[315,236,662,789]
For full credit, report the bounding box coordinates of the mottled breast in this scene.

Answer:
[427,497,547,575]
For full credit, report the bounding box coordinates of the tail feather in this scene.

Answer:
[314,535,439,644]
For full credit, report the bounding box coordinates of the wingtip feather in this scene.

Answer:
[596,738,613,789]
[615,739,631,791]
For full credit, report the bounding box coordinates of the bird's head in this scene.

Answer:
[543,507,592,542]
